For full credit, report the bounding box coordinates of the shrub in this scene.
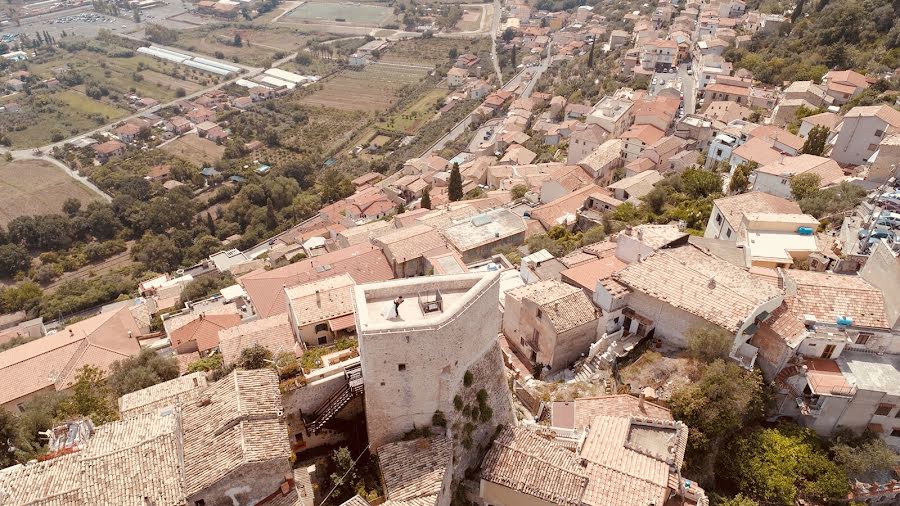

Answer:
[463,370,474,387]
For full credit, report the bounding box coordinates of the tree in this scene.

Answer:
[329,446,361,502]
[718,495,759,506]
[62,198,82,217]
[0,409,19,467]
[729,161,757,194]
[587,37,596,67]
[682,168,723,198]
[233,33,242,47]
[238,344,272,370]
[669,361,768,481]
[510,44,517,68]
[63,365,118,425]
[179,273,234,306]
[510,184,528,200]
[801,125,829,156]
[831,428,900,476]
[790,172,822,201]
[722,424,849,505]
[448,163,463,202]
[316,170,354,203]
[132,233,183,273]
[0,243,30,278]
[0,281,42,313]
[107,349,180,396]
[501,27,514,42]
[420,189,432,209]
[265,198,278,230]
[686,325,733,363]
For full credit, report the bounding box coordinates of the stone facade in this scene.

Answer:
[354,272,515,476]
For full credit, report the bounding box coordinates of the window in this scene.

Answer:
[398,364,406,371]
[716,149,723,157]
[875,404,894,416]
[726,228,732,238]
[868,143,879,151]
[856,333,872,345]
[715,213,722,224]
[295,432,304,442]
[317,335,327,345]
[892,429,900,438]
[875,129,885,137]
[536,308,542,319]
[195,501,206,506]
[314,323,328,333]
[780,179,788,185]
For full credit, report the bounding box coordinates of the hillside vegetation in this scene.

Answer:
[726,0,900,85]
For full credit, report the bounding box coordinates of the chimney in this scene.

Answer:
[196,394,212,407]
[639,391,645,409]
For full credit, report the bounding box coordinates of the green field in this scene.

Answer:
[0,90,130,148]
[377,88,448,134]
[284,1,395,25]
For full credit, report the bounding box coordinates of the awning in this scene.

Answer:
[328,313,356,332]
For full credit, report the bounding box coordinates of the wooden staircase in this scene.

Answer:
[306,364,364,434]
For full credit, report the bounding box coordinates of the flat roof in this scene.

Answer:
[354,271,498,332]
[441,209,526,252]
[745,231,818,263]
[837,351,900,396]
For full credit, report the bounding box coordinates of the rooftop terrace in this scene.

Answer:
[354,272,499,332]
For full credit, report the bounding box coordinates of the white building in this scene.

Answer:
[831,105,900,166]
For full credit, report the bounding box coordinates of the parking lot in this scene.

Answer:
[0,1,198,40]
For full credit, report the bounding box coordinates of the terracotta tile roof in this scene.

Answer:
[379,436,451,502]
[826,69,869,89]
[0,413,184,505]
[705,82,751,97]
[239,243,393,318]
[756,154,844,186]
[549,165,595,191]
[784,270,888,328]
[170,313,242,353]
[560,256,627,292]
[579,415,688,506]
[480,426,589,506]
[531,184,603,230]
[801,112,842,130]
[181,369,290,497]
[732,137,783,165]
[118,372,208,418]
[614,245,783,332]
[0,306,141,406]
[621,124,665,146]
[507,280,598,333]
[218,314,299,365]
[285,273,356,328]
[749,125,804,151]
[845,104,900,128]
[756,300,808,348]
[375,225,448,264]
[572,395,672,430]
[712,192,801,231]
[630,224,688,249]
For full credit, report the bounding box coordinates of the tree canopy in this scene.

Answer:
[107,349,180,396]
[721,423,849,505]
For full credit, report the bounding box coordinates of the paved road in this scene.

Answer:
[489,0,503,82]
[678,62,696,115]
[422,45,551,156]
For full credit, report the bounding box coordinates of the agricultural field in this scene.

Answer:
[380,37,491,66]
[0,159,103,226]
[376,87,448,134]
[171,26,312,67]
[162,133,226,165]
[282,1,396,26]
[2,39,213,147]
[457,6,484,32]
[0,90,130,147]
[300,62,430,112]
[27,46,210,103]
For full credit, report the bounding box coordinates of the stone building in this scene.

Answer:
[353,272,515,475]
[502,280,600,373]
[0,369,311,506]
